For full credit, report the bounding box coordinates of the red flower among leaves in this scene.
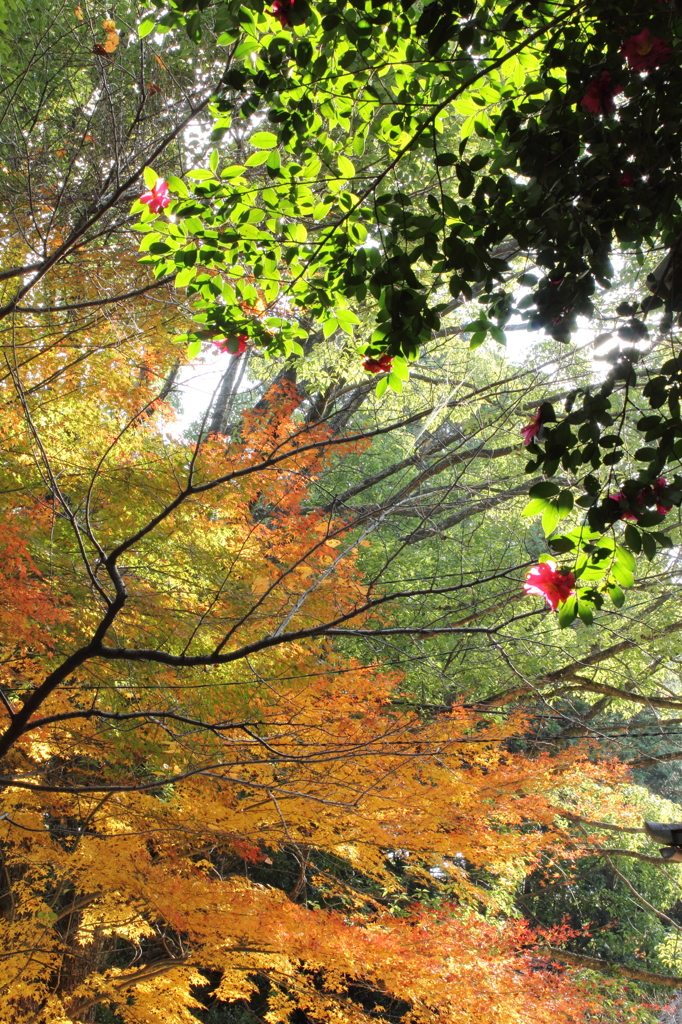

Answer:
[523,560,576,611]
[581,71,623,115]
[520,409,543,446]
[271,0,295,27]
[653,476,672,514]
[363,353,393,374]
[609,489,642,521]
[215,334,249,355]
[619,169,636,188]
[140,179,171,213]
[610,477,672,520]
[621,28,671,71]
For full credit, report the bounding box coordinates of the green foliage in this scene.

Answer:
[131,0,682,608]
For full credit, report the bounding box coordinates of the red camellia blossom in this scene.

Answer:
[215,334,249,355]
[609,489,642,521]
[363,353,393,374]
[610,477,672,520]
[581,71,623,115]
[523,560,576,611]
[619,169,636,188]
[653,476,672,514]
[140,179,171,213]
[621,28,671,71]
[520,409,542,446]
[271,0,295,27]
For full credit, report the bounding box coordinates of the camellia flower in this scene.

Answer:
[609,489,644,521]
[363,353,393,374]
[653,476,672,514]
[215,334,248,355]
[140,179,171,213]
[523,560,576,611]
[609,477,672,520]
[271,0,295,27]
[520,409,543,446]
[621,28,671,71]
[581,71,623,115]
[619,169,636,188]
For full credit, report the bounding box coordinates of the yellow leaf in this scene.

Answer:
[251,576,270,595]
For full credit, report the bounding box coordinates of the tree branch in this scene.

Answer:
[539,947,682,987]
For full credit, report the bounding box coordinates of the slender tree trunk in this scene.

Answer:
[208,352,249,435]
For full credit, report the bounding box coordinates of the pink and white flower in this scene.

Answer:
[140,179,171,213]
[523,560,575,610]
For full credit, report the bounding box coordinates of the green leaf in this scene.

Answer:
[186,339,202,359]
[641,532,657,561]
[469,332,486,350]
[250,131,278,149]
[610,562,634,588]
[528,481,560,499]
[615,545,636,571]
[245,151,271,166]
[548,535,577,553]
[542,502,560,536]
[335,307,360,325]
[137,18,156,39]
[558,597,577,628]
[175,266,196,288]
[388,372,403,393]
[186,11,201,42]
[209,150,219,174]
[375,375,389,398]
[556,489,574,518]
[186,168,214,180]
[337,154,355,178]
[607,583,625,608]
[391,357,409,382]
[234,38,260,60]
[623,524,641,553]
[143,166,158,188]
[522,497,549,517]
[166,174,189,198]
[577,599,594,626]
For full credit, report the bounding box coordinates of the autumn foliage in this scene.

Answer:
[0,338,620,1022]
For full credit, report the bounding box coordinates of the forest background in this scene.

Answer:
[4,0,682,1021]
